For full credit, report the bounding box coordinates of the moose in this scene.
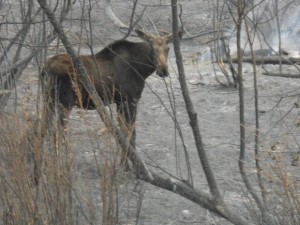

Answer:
[38,28,180,168]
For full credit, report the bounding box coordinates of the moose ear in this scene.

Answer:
[164,30,183,43]
[165,33,173,43]
[135,28,152,42]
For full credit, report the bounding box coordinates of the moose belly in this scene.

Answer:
[76,87,115,110]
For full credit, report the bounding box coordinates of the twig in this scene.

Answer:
[122,1,147,39]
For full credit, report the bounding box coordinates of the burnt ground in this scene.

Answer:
[2,0,300,224]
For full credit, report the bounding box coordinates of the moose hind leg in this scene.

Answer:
[52,79,75,150]
[57,99,73,132]
[31,78,56,186]
[116,99,137,170]
[56,78,75,130]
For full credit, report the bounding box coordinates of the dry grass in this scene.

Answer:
[0,110,143,225]
[263,145,300,225]
[245,142,300,225]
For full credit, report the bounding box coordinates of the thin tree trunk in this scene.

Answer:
[171,0,222,202]
[244,12,267,211]
[236,2,276,225]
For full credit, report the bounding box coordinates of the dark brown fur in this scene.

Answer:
[39,29,176,168]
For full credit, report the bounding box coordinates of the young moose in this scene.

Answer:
[40,29,177,167]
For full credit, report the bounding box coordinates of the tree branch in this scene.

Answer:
[171,0,223,206]
[104,0,128,29]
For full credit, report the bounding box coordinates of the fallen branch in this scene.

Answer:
[262,72,300,78]
[223,56,300,65]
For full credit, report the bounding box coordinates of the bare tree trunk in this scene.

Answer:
[171,0,221,202]
[170,1,255,225]
[244,12,267,205]
[236,1,276,224]
[104,0,128,29]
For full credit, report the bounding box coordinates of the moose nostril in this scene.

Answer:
[163,70,169,77]
[157,66,169,77]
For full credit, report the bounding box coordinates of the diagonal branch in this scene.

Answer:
[171,0,222,203]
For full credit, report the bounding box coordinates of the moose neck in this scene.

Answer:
[95,40,158,80]
[131,41,157,80]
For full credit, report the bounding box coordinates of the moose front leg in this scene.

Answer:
[30,84,56,185]
[116,99,137,169]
